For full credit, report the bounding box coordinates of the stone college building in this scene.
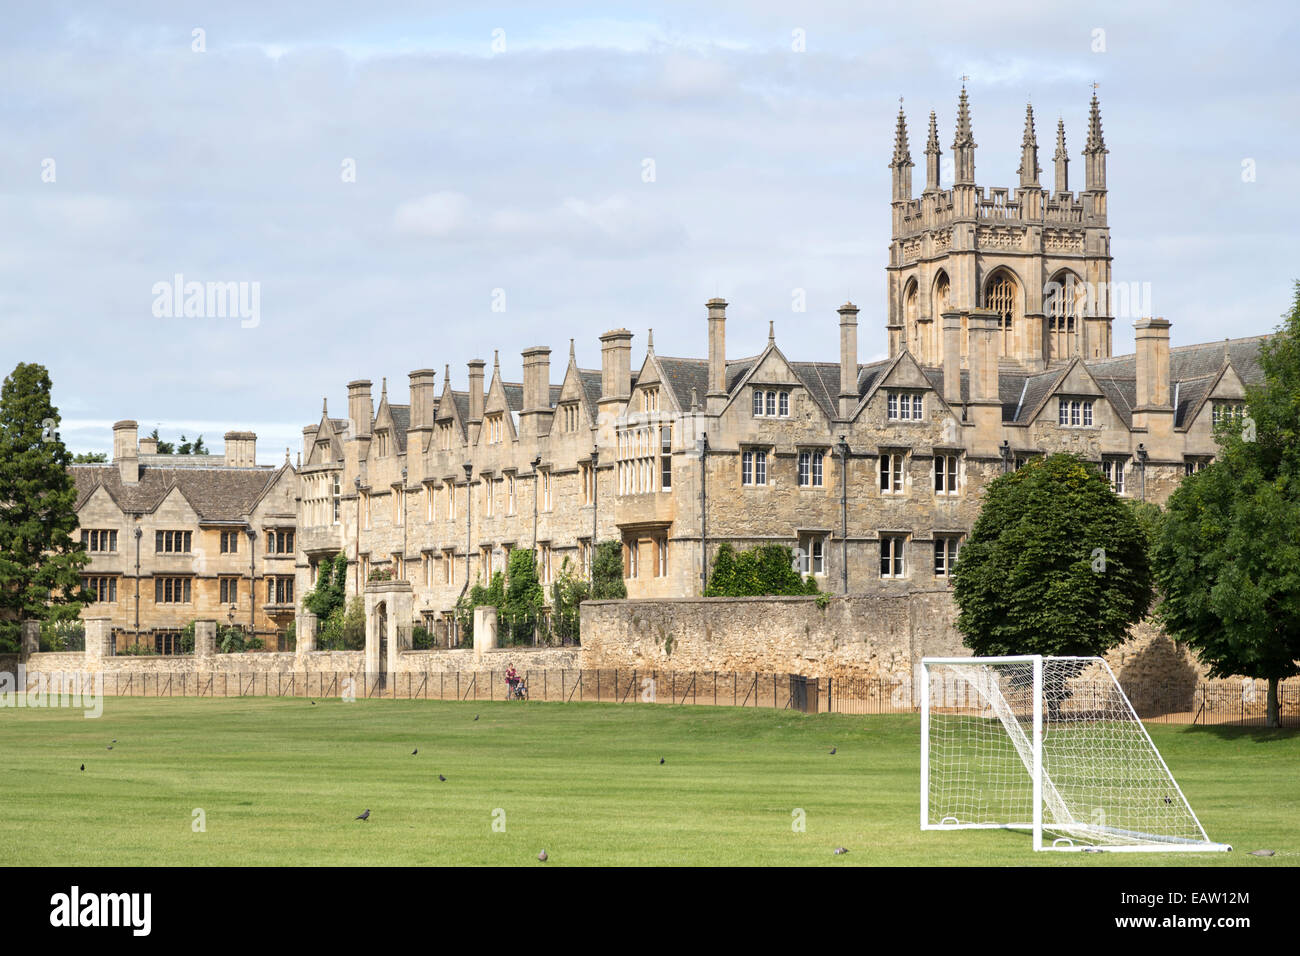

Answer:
[77,90,1267,648]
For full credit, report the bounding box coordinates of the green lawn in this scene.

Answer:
[0,697,1293,866]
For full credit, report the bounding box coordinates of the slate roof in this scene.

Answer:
[72,464,283,522]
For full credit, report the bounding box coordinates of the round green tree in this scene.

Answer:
[952,453,1153,657]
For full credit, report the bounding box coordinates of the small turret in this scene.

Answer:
[924,110,942,193]
[1053,117,1069,194]
[1017,103,1040,188]
[951,86,976,184]
[890,103,914,202]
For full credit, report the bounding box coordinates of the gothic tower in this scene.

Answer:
[886,87,1114,372]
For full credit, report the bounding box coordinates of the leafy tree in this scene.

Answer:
[590,540,627,599]
[0,363,91,651]
[500,549,545,644]
[705,543,815,596]
[302,552,347,620]
[148,428,174,455]
[72,452,107,463]
[550,556,589,643]
[1154,282,1300,727]
[454,569,506,643]
[318,597,365,650]
[952,453,1153,658]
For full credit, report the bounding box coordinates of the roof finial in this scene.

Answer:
[322,397,328,416]
[569,338,576,363]
[891,104,913,167]
[444,363,451,384]
[768,320,775,345]
[380,376,387,398]
[1054,117,1068,161]
[493,349,499,370]
[690,387,700,412]
[925,110,940,154]
[647,328,654,353]
[1084,86,1106,153]
[952,85,975,149]
[284,447,290,465]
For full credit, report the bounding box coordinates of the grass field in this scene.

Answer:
[0,697,1295,866]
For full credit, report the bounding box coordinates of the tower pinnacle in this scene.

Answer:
[1017,102,1040,187]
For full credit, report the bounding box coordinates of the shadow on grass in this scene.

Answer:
[1181,723,1299,744]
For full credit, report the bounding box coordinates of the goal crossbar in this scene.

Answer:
[920,655,1231,853]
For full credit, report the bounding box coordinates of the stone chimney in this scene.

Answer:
[139,435,159,455]
[942,312,962,407]
[520,346,553,440]
[838,302,859,418]
[1134,317,1171,409]
[408,369,437,430]
[347,380,373,439]
[113,420,139,484]
[966,310,1000,404]
[522,346,551,412]
[599,330,633,403]
[467,359,486,423]
[223,431,257,467]
[706,299,727,408]
[964,310,1002,453]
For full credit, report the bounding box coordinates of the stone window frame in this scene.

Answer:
[1057,396,1095,427]
[741,447,769,487]
[219,576,239,604]
[83,575,118,603]
[797,448,826,488]
[933,535,962,578]
[796,532,828,576]
[886,390,925,421]
[154,575,193,604]
[155,530,192,554]
[879,449,907,495]
[82,529,118,553]
[933,452,961,495]
[1183,455,1212,476]
[1102,456,1128,495]
[879,534,907,579]
[752,388,791,418]
[1210,401,1246,427]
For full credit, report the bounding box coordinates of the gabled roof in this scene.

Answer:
[71,464,281,522]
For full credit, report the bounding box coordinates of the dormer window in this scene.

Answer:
[437,421,453,450]
[752,389,790,418]
[1211,401,1245,426]
[1057,398,1094,427]
[887,391,924,421]
[375,430,391,457]
[642,388,660,413]
[560,402,580,432]
[485,413,504,444]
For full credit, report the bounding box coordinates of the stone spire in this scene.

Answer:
[890,101,914,202]
[568,338,576,365]
[924,110,941,192]
[1083,90,1108,192]
[1017,102,1040,187]
[1053,117,1069,193]
[647,328,655,354]
[322,397,328,416]
[951,86,976,184]
[768,320,775,345]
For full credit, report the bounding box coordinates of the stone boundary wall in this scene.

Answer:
[579,591,965,682]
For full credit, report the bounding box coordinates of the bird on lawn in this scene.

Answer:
[80,764,84,771]
[438,774,447,782]
[1250,849,1275,857]
[659,757,665,765]
[829,747,836,755]
[311,701,316,706]
[538,850,548,862]
[355,809,370,821]
[411,748,418,756]
[474,714,479,721]
[106,746,112,751]
[833,847,849,855]
[112,739,117,743]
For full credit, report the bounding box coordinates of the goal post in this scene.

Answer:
[920,655,1231,853]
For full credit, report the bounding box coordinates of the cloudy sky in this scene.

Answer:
[3,1,1296,461]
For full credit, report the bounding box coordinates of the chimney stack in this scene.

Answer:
[966,310,999,404]
[467,359,486,422]
[223,431,257,467]
[113,420,139,484]
[347,380,373,439]
[599,330,633,403]
[838,302,859,418]
[138,435,158,455]
[706,298,727,409]
[408,369,437,430]
[1135,317,1171,409]
[941,312,963,407]
[522,346,552,412]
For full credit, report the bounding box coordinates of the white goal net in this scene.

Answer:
[921,656,1230,852]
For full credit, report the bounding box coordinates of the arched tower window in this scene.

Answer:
[984,272,1019,357]
[1046,270,1082,362]
[932,272,951,363]
[904,280,919,359]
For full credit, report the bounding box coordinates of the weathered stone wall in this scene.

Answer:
[580,592,1218,689]
[580,591,965,682]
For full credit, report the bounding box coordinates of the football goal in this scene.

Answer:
[921,655,1230,852]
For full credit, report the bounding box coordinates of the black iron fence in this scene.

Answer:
[12,667,1296,726]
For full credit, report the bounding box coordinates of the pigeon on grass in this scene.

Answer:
[355,809,371,821]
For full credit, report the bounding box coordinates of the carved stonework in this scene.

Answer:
[931,228,952,254]
[902,238,922,262]
[1044,229,1085,253]
[976,226,1024,250]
